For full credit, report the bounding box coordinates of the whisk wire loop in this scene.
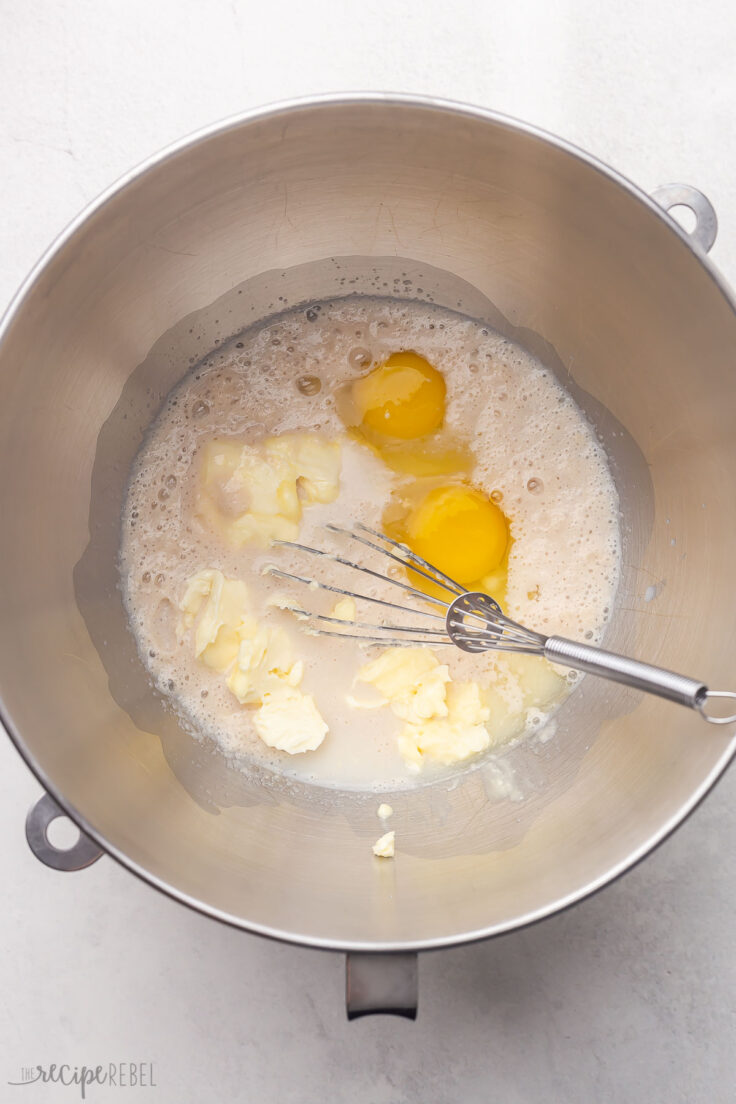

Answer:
[263,522,736,725]
[269,525,541,652]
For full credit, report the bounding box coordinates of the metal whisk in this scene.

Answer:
[265,521,736,726]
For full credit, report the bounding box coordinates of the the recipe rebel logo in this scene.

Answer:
[8,1062,157,1099]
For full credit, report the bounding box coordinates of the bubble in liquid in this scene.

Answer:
[491,490,503,504]
[158,487,170,501]
[155,573,165,586]
[527,477,544,495]
[297,375,322,396]
[142,571,151,583]
[165,474,177,488]
[469,363,479,374]
[305,308,319,323]
[348,347,371,370]
[192,400,210,418]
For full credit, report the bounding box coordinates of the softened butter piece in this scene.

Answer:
[398,716,491,768]
[331,596,357,621]
[377,803,393,819]
[506,653,567,709]
[481,682,526,746]
[372,830,395,858]
[197,432,341,548]
[226,624,302,704]
[345,688,387,710]
[358,648,450,724]
[480,654,566,748]
[446,680,490,725]
[253,686,328,753]
[180,568,327,754]
[357,646,492,768]
[178,569,250,668]
[266,433,340,505]
[265,591,293,610]
[398,680,491,768]
[196,440,299,546]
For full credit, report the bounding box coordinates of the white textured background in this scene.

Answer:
[1,2,736,1101]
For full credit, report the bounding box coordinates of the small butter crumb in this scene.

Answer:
[377,803,393,819]
[372,831,395,858]
[346,690,387,710]
[331,595,357,621]
[266,592,292,609]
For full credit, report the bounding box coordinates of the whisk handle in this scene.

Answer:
[544,636,707,709]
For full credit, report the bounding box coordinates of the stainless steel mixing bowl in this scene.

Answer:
[2,95,735,1016]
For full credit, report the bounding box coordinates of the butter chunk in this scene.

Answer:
[265,591,293,610]
[479,655,566,748]
[506,653,567,709]
[253,686,328,753]
[178,569,249,668]
[345,689,387,710]
[226,624,302,704]
[398,678,491,767]
[398,715,491,768]
[358,647,450,724]
[266,433,341,505]
[180,568,328,755]
[356,646,495,767]
[331,596,357,621]
[446,680,490,725]
[197,432,341,548]
[372,831,395,858]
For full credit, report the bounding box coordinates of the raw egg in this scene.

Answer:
[406,484,508,587]
[352,351,446,439]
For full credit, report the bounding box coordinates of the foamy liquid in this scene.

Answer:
[120,297,620,790]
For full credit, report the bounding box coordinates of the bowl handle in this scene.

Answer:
[25,792,104,871]
[651,184,718,253]
[346,952,418,1020]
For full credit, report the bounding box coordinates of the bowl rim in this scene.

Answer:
[2,91,736,953]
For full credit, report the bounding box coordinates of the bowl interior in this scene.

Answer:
[1,99,735,948]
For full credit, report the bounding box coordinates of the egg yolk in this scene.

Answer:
[352,351,446,439]
[406,485,508,587]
